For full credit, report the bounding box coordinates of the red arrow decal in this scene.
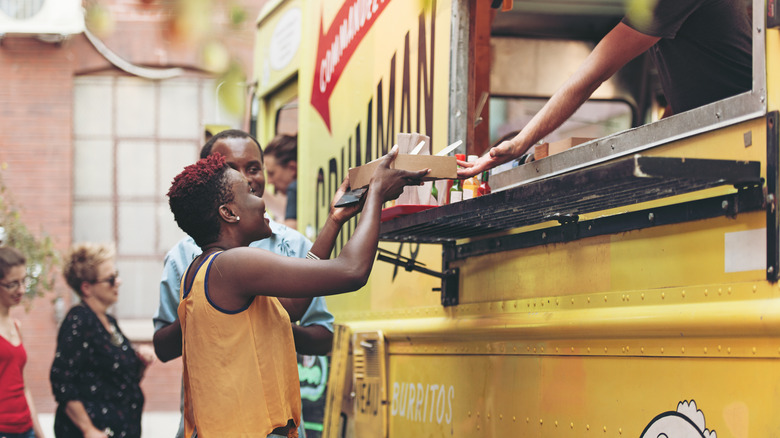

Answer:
[311,0,392,132]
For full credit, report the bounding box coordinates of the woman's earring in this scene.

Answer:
[235,216,240,222]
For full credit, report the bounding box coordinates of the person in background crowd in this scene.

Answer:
[162,146,425,437]
[459,0,752,178]
[0,247,45,438]
[153,129,336,438]
[263,134,299,229]
[51,243,155,438]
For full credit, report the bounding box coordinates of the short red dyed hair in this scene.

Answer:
[167,153,234,247]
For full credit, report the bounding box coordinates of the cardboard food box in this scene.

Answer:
[348,154,457,189]
[534,137,594,160]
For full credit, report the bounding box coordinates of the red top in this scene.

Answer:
[0,323,33,433]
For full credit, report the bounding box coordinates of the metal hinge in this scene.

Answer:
[377,247,460,306]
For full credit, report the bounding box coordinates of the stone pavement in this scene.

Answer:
[39,411,180,438]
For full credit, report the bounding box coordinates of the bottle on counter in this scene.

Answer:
[450,154,465,203]
[450,179,463,203]
[478,170,491,196]
[462,155,479,200]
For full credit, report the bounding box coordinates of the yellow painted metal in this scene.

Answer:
[385,354,780,437]
[340,279,780,344]
[325,243,443,316]
[253,0,300,97]
[296,0,453,249]
[767,27,780,112]
[253,1,780,437]
[457,212,766,305]
[352,331,389,437]
[254,80,298,145]
[252,0,301,143]
[322,325,354,438]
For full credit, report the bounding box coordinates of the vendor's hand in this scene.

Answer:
[457,140,520,178]
[457,141,517,178]
[370,145,430,202]
[329,175,364,224]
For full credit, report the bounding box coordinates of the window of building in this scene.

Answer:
[72,74,241,337]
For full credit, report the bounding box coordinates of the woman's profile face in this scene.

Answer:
[264,154,297,194]
[226,169,273,241]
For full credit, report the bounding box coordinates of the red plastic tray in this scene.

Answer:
[380,204,437,222]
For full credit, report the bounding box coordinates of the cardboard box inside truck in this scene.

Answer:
[534,137,594,160]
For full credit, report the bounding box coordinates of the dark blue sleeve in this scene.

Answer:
[285,180,298,220]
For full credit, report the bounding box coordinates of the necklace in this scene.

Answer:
[108,323,124,347]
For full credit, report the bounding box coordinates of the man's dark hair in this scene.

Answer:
[200,129,264,161]
[168,153,235,247]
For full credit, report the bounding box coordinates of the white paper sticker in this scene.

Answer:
[724,228,766,273]
[269,7,302,71]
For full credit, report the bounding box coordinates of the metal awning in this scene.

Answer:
[379,155,762,243]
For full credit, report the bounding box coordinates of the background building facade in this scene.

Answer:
[0,0,268,420]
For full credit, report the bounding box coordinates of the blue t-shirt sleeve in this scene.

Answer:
[300,296,335,332]
[153,238,200,331]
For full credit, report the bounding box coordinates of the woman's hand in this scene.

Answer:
[135,344,156,367]
[369,145,430,202]
[329,175,364,225]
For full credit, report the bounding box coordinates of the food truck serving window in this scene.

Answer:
[486,0,765,187]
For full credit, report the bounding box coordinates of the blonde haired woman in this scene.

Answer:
[50,243,154,438]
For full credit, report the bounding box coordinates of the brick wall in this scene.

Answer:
[0,35,76,415]
[0,0,268,416]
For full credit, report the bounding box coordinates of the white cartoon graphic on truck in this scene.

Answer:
[641,400,716,438]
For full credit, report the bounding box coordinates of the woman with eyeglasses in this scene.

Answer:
[50,243,155,438]
[0,247,45,438]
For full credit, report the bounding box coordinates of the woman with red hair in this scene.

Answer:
[166,146,426,437]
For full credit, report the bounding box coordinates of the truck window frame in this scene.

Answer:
[466,0,766,188]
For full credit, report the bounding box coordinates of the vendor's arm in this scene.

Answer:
[458,22,659,178]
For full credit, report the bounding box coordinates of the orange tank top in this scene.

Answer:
[178,251,301,437]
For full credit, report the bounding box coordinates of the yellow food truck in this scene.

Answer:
[251,0,779,436]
